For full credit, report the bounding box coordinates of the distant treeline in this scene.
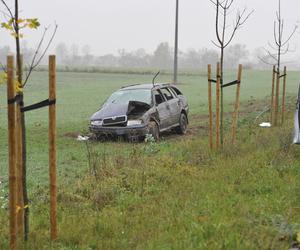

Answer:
[1,42,299,71]
[31,65,208,77]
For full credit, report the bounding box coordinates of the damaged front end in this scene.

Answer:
[89,100,153,140]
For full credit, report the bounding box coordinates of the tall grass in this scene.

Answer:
[1,105,300,249]
[0,70,300,249]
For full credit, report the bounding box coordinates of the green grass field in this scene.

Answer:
[0,70,300,249]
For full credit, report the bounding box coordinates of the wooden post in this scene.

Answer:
[208,64,213,150]
[274,67,280,126]
[281,66,287,125]
[216,62,221,149]
[270,65,276,123]
[49,55,57,240]
[173,0,179,84]
[231,64,242,143]
[7,56,17,250]
[16,55,24,238]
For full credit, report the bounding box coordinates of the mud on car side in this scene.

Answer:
[89,83,189,141]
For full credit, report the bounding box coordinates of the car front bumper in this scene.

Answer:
[89,124,149,138]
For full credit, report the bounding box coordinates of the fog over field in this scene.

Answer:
[2,2,300,249]
[1,0,300,68]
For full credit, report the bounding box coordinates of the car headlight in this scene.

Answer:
[127,120,143,126]
[91,120,103,126]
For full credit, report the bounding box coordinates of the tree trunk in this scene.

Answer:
[220,47,224,146]
[15,0,29,241]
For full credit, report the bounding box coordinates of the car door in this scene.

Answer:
[159,87,181,125]
[170,86,188,110]
[153,89,172,130]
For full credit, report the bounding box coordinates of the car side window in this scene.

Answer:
[168,87,178,97]
[160,88,174,101]
[153,90,165,105]
[171,87,182,95]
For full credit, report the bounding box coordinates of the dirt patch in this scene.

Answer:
[63,132,81,138]
[160,123,207,141]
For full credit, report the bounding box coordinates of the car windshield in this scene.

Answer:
[105,89,152,106]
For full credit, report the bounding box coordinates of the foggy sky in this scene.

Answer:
[1,0,300,55]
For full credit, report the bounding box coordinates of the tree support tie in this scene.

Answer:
[222,80,241,88]
[208,79,217,83]
[21,99,56,113]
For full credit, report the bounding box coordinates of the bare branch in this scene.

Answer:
[0,62,7,73]
[23,23,58,87]
[274,21,280,46]
[280,20,284,41]
[263,48,277,61]
[267,41,277,51]
[214,0,223,45]
[276,11,280,22]
[224,8,254,48]
[217,0,224,8]
[257,56,276,66]
[280,44,290,55]
[0,9,12,20]
[33,24,58,67]
[26,26,49,68]
[209,0,217,7]
[224,0,234,10]
[282,25,298,46]
[0,0,14,20]
[238,9,254,26]
[211,40,222,48]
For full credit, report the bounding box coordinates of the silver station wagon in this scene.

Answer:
[89,83,189,141]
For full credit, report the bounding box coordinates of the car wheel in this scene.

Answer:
[176,113,188,134]
[148,121,159,141]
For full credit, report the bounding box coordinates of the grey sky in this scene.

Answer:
[1,0,300,55]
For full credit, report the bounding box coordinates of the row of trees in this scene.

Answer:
[1,42,290,70]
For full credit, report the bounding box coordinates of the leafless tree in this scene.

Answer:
[258,0,298,71]
[210,0,253,145]
[1,0,57,241]
[258,0,297,126]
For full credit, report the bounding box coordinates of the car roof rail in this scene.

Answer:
[154,83,172,88]
[121,83,141,89]
[120,82,172,90]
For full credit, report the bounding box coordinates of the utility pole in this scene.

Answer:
[173,0,179,84]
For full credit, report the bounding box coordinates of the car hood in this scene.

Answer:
[90,101,151,121]
[90,102,128,121]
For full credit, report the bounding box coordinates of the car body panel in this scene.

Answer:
[293,85,300,144]
[156,102,172,129]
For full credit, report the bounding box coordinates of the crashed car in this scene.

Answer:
[89,83,189,141]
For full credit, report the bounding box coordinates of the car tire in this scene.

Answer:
[148,121,160,141]
[176,112,188,134]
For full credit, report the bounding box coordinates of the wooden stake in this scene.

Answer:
[216,62,221,149]
[49,55,57,240]
[7,56,17,250]
[270,65,275,123]
[231,64,242,143]
[274,67,280,126]
[281,66,287,125]
[16,55,24,238]
[208,64,213,150]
